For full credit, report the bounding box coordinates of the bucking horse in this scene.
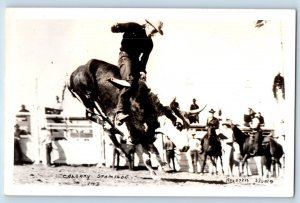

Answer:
[67,59,185,179]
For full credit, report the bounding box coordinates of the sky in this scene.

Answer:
[5,8,295,128]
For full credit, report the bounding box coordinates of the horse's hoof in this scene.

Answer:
[96,163,104,168]
[162,165,173,173]
[150,171,161,180]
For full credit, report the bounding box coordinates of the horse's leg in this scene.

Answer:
[274,158,279,178]
[139,145,160,180]
[262,157,270,178]
[148,143,170,172]
[113,148,120,170]
[241,154,250,176]
[280,154,285,177]
[116,150,120,170]
[209,156,217,175]
[200,153,207,174]
[271,157,281,178]
[107,130,131,163]
[277,159,283,178]
[112,147,117,170]
[191,151,197,173]
[254,156,263,177]
[128,145,135,170]
[218,155,224,176]
[171,153,176,172]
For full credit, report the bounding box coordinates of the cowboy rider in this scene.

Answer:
[250,112,263,156]
[206,109,220,131]
[111,19,164,126]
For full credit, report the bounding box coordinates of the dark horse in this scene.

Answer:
[200,127,223,174]
[231,125,263,176]
[231,125,283,177]
[261,136,284,177]
[68,59,184,179]
[231,125,252,175]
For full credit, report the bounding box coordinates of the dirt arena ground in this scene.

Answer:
[13,164,283,188]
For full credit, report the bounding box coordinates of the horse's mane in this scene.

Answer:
[126,81,169,141]
[232,125,249,156]
[202,127,222,157]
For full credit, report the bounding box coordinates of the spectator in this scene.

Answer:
[257,112,265,127]
[14,124,27,165]
[188,98,200,124]
[220,120,241,176]
[54,96,63,111]
[217,108,223,121]
[40,127,54,167]
[163,135,177,171]
[189,133,202,173]
[19,104,29,112]
[250,113,263,156]
[244,107,256,127]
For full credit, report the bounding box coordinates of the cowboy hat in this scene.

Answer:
[145,19,164,35]
[222,119,232,127]
[209,109,215,113]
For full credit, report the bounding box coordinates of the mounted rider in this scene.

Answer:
[206,108,220,135]
[111,19,164,126]
[199,109,219,154]
[250,112,263,156]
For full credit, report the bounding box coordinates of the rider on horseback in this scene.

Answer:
[111,19,164,126]
[199,109,220,153]
[206,109,220,132]
[250,112,263,156]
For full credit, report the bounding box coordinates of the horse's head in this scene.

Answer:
[132,89,188,132]
[232,124,248,143]
[125,81,188,144]
[169,98,190,130]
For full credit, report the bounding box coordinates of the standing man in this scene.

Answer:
[163,135,177,171]
[189,98,200,124]
[111,20,164,125]
[53,96,63,114]
[250,113,263,156]
[14,124,27,165]
[257,112,265,127]
[244,107,256,127]
[40,127,54,167]
[189,133,202,173]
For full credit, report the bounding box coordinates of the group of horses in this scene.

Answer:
[198,124,284,178]
[67,58,284,180]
